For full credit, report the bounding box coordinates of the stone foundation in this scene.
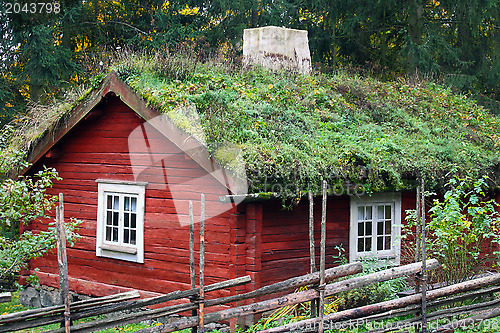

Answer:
[19,285,79,308]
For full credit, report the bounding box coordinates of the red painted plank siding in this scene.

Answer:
[259,192,417,286]
[26,95,237,298]
[260,197,350,286]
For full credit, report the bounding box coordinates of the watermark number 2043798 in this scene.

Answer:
[4,2,60,14]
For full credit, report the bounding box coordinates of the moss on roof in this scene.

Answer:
[7,52,500,195]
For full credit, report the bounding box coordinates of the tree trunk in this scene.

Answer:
[407,0,424,73]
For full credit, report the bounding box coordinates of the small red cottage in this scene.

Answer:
[18,65,500,307]
[19,73,407,300]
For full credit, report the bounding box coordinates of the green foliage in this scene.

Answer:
[2,0,499,121]
[0,129,81,281]
[0,219,80,280]
[249,314,296,332]
[426,175,500,285]
[0,166,60,232]
[4,84,94,155]
[15,24,80,103]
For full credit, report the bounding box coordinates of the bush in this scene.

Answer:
[332,248,408,311]
[405,175,500,286]
[0,128,80,283]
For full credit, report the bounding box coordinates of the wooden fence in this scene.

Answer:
[2,261,499,332]
[260,273,500,333]
[0,263,361,332]
[1,189,500,332]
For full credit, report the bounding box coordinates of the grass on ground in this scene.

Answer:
[0,291,155,332]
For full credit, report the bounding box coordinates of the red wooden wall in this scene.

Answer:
[25,95,238,299]
[259,197,349,286]
[258,191,417,286]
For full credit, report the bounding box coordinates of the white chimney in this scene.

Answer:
[243,26,312,74]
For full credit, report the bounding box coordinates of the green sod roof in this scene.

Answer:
[7,52,500,195]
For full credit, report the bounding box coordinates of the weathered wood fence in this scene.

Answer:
[0,277,252,332]
[2,261,499,333]
[260,273,500,333]
[0,263,361,332]
[2,191,500,333]
[138,260,440,333]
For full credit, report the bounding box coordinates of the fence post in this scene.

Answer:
[415,184,421,296]
[318,181,327,333]
[420,178,428,332]
[199,194,205,332]
[189,201,198,333]
[308,190,317,318]
[56,193,70,333]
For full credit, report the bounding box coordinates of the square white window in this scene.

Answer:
[96,180,147,263]
[349,192,401,263]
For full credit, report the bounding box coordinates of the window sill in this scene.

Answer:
[353,254,399,267]
[100,243,138,254]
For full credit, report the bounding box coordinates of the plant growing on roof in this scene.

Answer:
[6,50,500,203]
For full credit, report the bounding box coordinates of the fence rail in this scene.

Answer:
[0,292,11,304]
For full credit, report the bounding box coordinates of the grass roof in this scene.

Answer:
[6,51,500,196]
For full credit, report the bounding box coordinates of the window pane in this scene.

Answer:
[358,238,364,252]
[124,196,130,211]
[112,227,118,242]
[106,227,112,241]
[131,214,136,229]
[385,205,391,219]
[124,229,129,243]
[113,196,119,210]
[107,195,112,209]
[385,221,391,234]
[130,230,136,245]
[358,206,364,221]
[113,212,119,226]
[377,221,383,235]
[366,206,372,220]
[106,211,112,225]
[377,236,383,251]
[131,197,137,212]
[358,222,364,236]
[378,206,384,220]
[366,221,372,235]
[365,238,371,251]
[124,214,129,227]
[385,236,391,250]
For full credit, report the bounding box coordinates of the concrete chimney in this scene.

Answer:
[243,26,312,74]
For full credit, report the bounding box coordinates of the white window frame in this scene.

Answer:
[349,192,401,264]
[96,179,147,263]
